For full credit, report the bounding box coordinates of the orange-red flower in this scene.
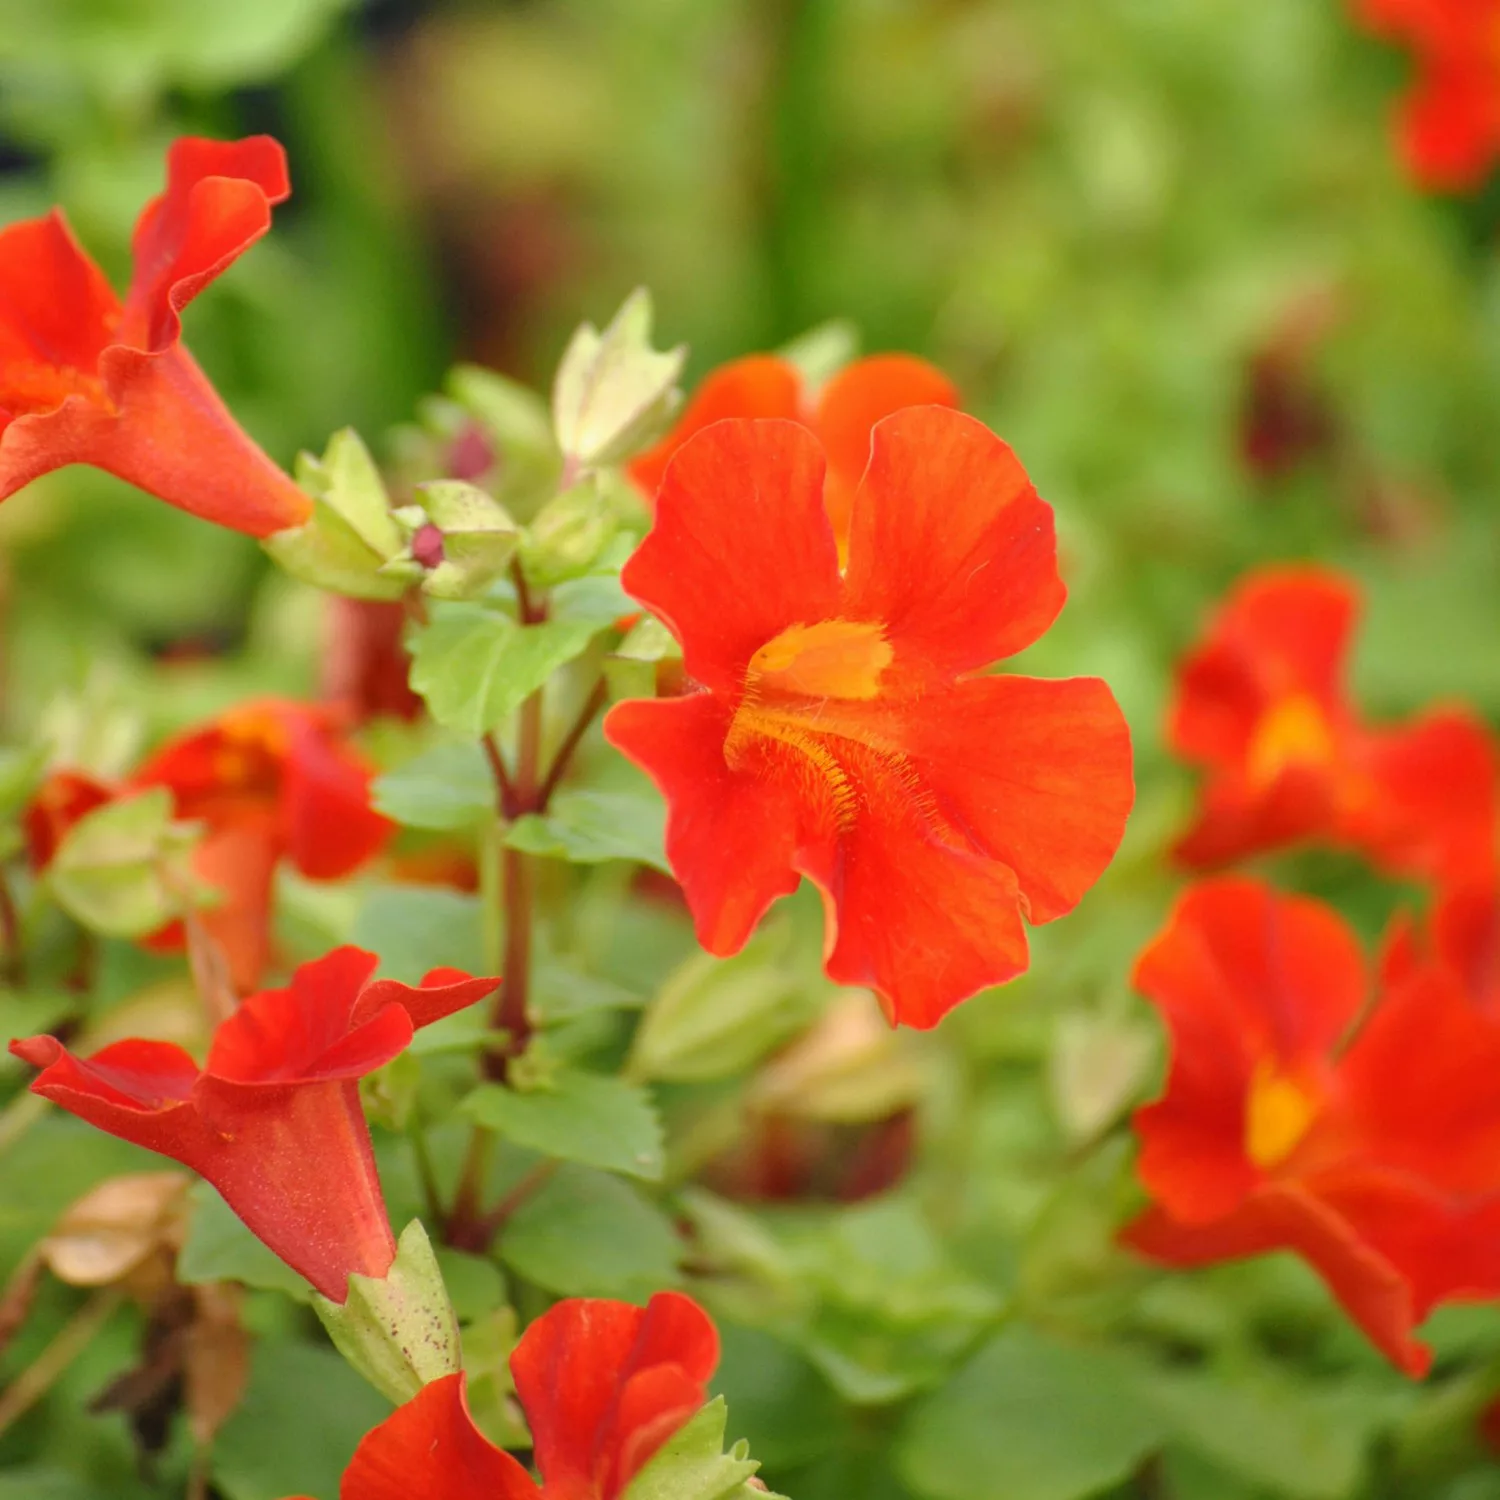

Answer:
[605,409,1134,1029]
[335,1292,719,1500]
[0,135,311,536]
[627,352,957,549]
[10,947,499,1302]
[131,700,393,991]
[1351,0,1500,189]
[1169,566,1497,879]
[1383,874,1500,1015]
[1124,877,1500,1375]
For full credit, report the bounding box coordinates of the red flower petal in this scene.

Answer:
[122,136,291,352]
[1351,709,1498,882]
[1169,567,1358,772]
[0,212,120,428]
[1131,879,1366,1221]
[622,419,842,694]
[1123,1181,1433,1376]
[278,708,394,880]
[23,768,116,872]
[341,1373,537,1500]
[813,354,958,546]
[1170,767,1338,871]
[842,407,1065,679]
[626,355,802,501]
[899,674,1133,925]
[511,1292,718,1499]
[1399,60,1499,191]
[604,693,803,956]
[1434,878,1500,1012]
[1340,963,1500,1195]
[352,969,503,1032]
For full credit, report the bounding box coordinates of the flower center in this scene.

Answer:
[212,713,290,797]
[1246,693,1335,788]
[744,619,892,702]
[1244,1061,1319,1169]
[726,619,936,836]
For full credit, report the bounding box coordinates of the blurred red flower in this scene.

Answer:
[1383,874,1500,1015]
[10,947,498,1302]
[131,700,394,991]
[1169,566,1497,879]
[1352,0,1500,189]
[0,136,311,536]
[605,408,1134,1029]
[1125,877,1500,1375]
[627,352,957,552]
[23,768,117,871]
[335,1292,719,1499]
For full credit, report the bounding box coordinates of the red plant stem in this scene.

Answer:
[534,678,609,810]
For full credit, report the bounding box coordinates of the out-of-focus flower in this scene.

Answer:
[1169,566,1497,880]
[1383,874,1500,1014]
[131,700,394,991]
[1351,0,1500,190]
[1125,877,1500,1376]
[334,1292,719,1499]
[606,409,1134,1030]
[321,596,424,726]
[0,136,311,536]
[627,352,957,553]
[10,948,499,1302]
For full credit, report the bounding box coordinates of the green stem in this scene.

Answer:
[0,866,24,987]
[0,1288,123,1439]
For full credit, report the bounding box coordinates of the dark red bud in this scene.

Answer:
[412,523,446,570]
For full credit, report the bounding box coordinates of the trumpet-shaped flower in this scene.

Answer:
[627,352,957,551]
[10,947,499,1302]
[335,1292,719,1499]
[1169,566,1496,879]
[606,409,1134,1029]
[131,699,393,991]
[0,135,311,535]
[1125,877,1500,1375]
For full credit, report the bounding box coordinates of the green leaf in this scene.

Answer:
[350,884,485,985]
[177,1182,314,1301]
[374,741,495,830]
[463,1070,664,1180]
[506,785,668,873]
[47,788,199,938]
[409,605,604,737]
[1140,1368,1401,1499]
[499,1164,681,1298]
[213,1339,392,1500]
[0,742,49,822]
[621,1399,771,1500]
[895,1325,1167,1500]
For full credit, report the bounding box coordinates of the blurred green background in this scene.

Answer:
[3,2,1500,1498]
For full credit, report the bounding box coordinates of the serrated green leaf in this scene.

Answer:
[177,1182,313,1301]
[463,1070,664,1180]
[499,1165,681,1298]
[374,742,495,830]
[409,605,604,737]
[506,785,668,873]
[621,1399,769,1500]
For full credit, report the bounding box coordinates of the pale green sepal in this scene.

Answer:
[47,789,201,938]
[777,317,859,392]
[620,1399,781,1500]
[386,481,520,601]
[313,1219,461,1406]
[519,475,618,586]
[552,288,686,469]
[264,429,408,600]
